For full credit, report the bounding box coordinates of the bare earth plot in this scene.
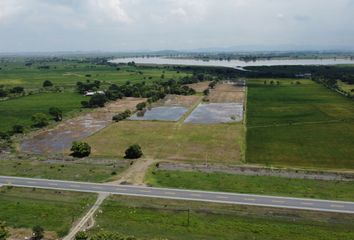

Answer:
[185,81,211,92]
[20,97,145,154]
[208,83,245,103]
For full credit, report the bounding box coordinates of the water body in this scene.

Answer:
[111,57,354,68]
[185,103,243,124]
[129,106,188,121]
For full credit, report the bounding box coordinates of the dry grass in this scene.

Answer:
[86,121,243,164]
[156,94,200,107]
[208,84,245,103]
[186,81,211,92]
[8,228,57,240]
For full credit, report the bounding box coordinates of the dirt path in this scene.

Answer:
[109,158,157,185]
[63,192,109,240]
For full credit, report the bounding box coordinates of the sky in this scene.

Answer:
[0,0,354,52]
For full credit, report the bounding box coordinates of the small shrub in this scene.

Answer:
[136,102,146,111]
[42,80,53,88]
[125,144,143,159]
[71,141,91,158]
[12,125,24,134]
[31,113,49,128]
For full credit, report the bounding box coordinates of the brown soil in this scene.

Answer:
[154,94,200,108]
[186,81,211,92]
[20,97,145,154]
[109,158,157,185]
[8,228,58,240]
[208,84,245,103]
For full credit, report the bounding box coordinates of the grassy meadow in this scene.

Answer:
[0,61,187,89]
[246,79,354,169]
[0,92,85,132]
[0,187,96,237]
[146,169,354,201]
[0,159,128,182]
[92,195,354,240]
[86,121,243,164]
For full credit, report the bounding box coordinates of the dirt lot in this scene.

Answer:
[8,228,57,240]
[208,84,245,103]
[20,97,145,154]
[154,94,200,107]
[186,81,211,92]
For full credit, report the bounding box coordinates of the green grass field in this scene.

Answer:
[146,169,354,201]
[246,79,354,169]
[337,80,354,94]
[0,92,85,132]
[0,187,96,237]
[92,195,354,240]
[86,121,243,164]
[0,61,187,89]
[0,159,128,182]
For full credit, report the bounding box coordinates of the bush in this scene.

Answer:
[12,124,24,134]
[136,102,146,111]
[10,86,24,94]
[31,113,49,128]
[75,231,88,240]
[0,221,9,240]
[112,110,132,122]
[0,88,8,98]
[71,141,91,158]
[203,89,210,96]
[48,107,62,121]
[42,80,53,88]
[125,144,143,159]
[88,94,107,108]
[32,225,44,240]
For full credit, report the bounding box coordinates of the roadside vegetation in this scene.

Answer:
[0,187,96,238]
[90,195,354,240]
[0,159,129,182]
[146,169,354,201]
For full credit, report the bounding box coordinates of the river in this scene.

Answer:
[111,57,354,68]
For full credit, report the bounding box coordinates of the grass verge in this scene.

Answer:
[0,187,96,237]
[92,195,354,240]
[146,169,354,201]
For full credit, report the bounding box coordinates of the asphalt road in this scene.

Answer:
[1,176,354,214]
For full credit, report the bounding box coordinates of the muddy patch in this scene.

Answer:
[184,103,244,124]
[20,98,144,154]
[129,106,188,122]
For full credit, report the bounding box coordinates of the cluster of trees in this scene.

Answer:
[82,78,197,109]
[0,80,55,99]
[112,110,131,122]
[76,80,101,94]
[0,86,25,98]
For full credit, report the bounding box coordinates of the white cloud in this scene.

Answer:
[0,0,24,23]
[0,0,354,52]
[88,0,133,23]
